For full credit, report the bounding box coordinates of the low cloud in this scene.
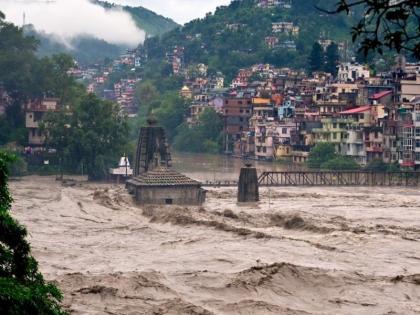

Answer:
[0,0,145,47]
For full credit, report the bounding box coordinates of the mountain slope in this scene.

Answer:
[143,0,360,78]
[96,1,179,37]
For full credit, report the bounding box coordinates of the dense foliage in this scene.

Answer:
[307,142,359,170]
[174,108,224,154]
[42,94,129,180]
[0,152,66,314]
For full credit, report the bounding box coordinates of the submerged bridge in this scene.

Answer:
[202,171,420,187]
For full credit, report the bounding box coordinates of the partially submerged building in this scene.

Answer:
[126,117,206,205]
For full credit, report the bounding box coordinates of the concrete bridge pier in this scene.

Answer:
[237,165,259,203]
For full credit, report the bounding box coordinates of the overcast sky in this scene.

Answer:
[112,0,232,24]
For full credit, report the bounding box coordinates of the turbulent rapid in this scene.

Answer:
[10,176,420,314]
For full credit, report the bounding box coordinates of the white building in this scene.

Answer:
[337,63,370,82]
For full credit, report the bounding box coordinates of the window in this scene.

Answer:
[333,133,337,139]
[404,138,413,150]
[240,109,243,113]
[416,128,420,137]
[416,113,420,122]
[263,147,267,153]
[333,123,337,129]
[416,153,420,161]
[374,132,379,139]
[165,199,173,205]
[416,140,420,148]
[238,101,243,105]
[282,128,287,134]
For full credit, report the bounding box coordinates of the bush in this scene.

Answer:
[307,143,337,169]
[321,156,360,170]
[365,159,388,172]
[0,151,27,176]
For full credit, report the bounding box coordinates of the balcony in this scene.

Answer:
[366,146,383,153]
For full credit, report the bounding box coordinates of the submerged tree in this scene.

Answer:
[0,152,67,314]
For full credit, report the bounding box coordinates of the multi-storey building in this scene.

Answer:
[25,98,59,148]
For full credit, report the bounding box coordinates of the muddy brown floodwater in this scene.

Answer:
[10,174,420,315]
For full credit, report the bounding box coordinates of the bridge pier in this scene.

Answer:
[238,166,259,203]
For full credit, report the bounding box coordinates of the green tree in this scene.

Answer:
[154,92,190,142]
[0,152,66,315]
[326,0,420,59]
[307,142,337,169]
[308,42,324,74]
[365,158,388,172]
[43,94,129,180]
[321,156,360,170]
[173,108,223,154]
[134,80,158,107]
[324,42,339,76]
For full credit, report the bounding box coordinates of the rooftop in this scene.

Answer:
[371,90,393,100]
[127,167,200,187]
[340,105,371,115]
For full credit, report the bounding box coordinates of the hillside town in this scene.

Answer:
[21,47,420,171]
[175,57,420,168]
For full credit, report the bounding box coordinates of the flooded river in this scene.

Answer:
[8,156,420,314]
[172,152,304,182]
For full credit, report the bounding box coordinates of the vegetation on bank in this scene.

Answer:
[307,143,360,170]
[307,143,400,171]
[0,152,67,315]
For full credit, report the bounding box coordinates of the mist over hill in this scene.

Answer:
[18,0,179,65]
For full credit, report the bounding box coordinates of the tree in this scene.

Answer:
[173,108,223,154]
[308,42,324,74]
[324,0,420,59]
[43,94,129,180]
[321,156,360,170]
[307,142,337,169]
[134,80,158,107]
[324,42,340,76]
[0,152,66,314]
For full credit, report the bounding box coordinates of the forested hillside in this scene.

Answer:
[143,0,361,78]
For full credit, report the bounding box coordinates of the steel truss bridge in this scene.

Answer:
[257,171,420,187]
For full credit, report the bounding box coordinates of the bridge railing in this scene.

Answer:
[258,171,420,187]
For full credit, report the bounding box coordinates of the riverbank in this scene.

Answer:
[9,176,420,314]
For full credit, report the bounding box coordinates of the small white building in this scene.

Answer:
[109,156,133,182]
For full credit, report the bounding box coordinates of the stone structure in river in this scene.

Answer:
[126,117,206,205]
[237,163,259,203]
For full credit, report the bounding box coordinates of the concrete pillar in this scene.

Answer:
[237,166,259,203]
